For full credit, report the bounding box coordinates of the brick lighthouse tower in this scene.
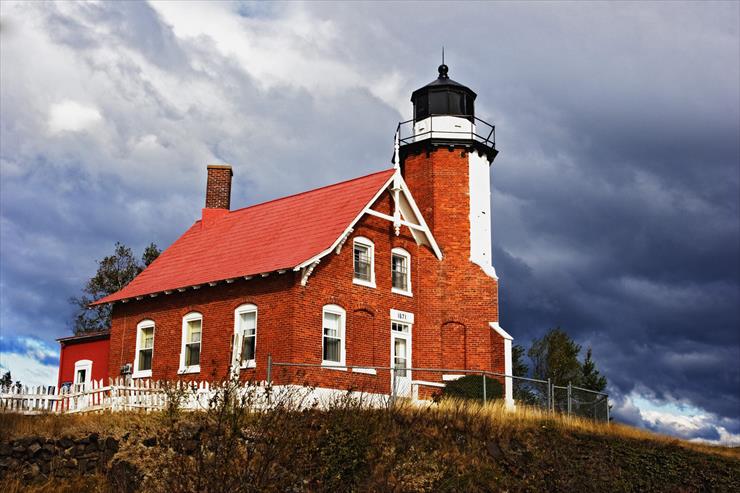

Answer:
[397,63,512,404]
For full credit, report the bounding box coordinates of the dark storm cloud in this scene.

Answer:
[0,1,737,441]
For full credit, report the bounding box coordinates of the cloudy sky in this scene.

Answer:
[1,1,738,444]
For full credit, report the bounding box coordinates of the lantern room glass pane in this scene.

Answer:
[448,92,464,115]
[429,91,448,115]
[414,94,429,121]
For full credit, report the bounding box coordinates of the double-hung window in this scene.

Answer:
[353,237,375,288]
[322,304,346,366]
[391,248,412,296]
[233,304,257,369]
[180,313,202,374]
[133,320,155,378]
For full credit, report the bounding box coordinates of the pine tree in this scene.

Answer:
[512,344,539,404]
[512,344,528,377]
[70,242,161,334]
[581,347,607,392]
[527,327,583,386]
[0,371,12,392]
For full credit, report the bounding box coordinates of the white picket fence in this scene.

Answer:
[0,379,389,415]
[0,378,265,415]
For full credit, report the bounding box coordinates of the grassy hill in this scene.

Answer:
[1,397,738,492]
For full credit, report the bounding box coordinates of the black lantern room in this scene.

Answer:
[411,64,476,122]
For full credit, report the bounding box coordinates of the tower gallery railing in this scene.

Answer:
[396,114,496,149]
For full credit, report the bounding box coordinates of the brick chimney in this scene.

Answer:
[202,165,232,226]
[205,165,233,209]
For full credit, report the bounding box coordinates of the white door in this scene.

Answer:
[391,322,411,397]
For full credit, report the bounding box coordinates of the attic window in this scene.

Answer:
[353,237,376,288]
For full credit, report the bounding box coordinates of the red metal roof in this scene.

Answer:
[94,169,395,304]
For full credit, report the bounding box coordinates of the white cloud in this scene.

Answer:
[149,1,409,110]
[615,391,740,446]
[0,336,59,387]
[48,100,103,134]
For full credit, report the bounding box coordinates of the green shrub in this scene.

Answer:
[441,375,504,402]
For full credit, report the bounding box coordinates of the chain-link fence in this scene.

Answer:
[553,384,609,422]
[268,357,609,422]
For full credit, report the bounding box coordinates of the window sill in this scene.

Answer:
[240,361,256,370]
[352,278,376,289]
[321,363,348,371]
[132,370,152,379]
[391,287,413,297]
[178,366,200,375]
[352,367,377,375]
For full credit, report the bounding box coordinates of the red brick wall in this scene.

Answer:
[108,147,505,394]
[109,274,293,383]
[402,146,504,381]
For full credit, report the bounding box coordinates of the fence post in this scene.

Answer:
[567,382,572,416]
[267,353,272,384]
[391,367,397,408]
[547,378,551,413]
[482,372,487,405]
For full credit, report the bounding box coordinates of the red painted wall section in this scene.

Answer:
[57,337,110,388]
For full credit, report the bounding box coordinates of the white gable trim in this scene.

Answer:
[489,321,513,340]
[294,170,442,272]
[392,172,443,259]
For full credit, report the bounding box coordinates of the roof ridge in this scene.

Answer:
[226,168,394,216]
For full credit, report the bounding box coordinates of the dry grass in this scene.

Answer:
[0,410,158,442]
[428,399,739,460]
[2,400,737,460]
[1,475,108,493]
[2,396,739,492]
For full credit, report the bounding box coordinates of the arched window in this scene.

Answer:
[179,312,202,374]
[322,304,346,366]
[352,236,375,288]
[391,247,412,296]
[133,319,155,378]
[233,304,258,369]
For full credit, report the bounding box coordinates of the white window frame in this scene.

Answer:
[322,304,347,369]
[179,312,203,374]
[73,359,92,390]
[133,320,155,378]
[233,304,258,370]
[352,236,376,288]
[391,247,412,296]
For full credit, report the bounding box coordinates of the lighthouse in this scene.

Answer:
[396,63,510,406]
[398,63,499,280]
